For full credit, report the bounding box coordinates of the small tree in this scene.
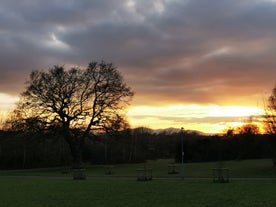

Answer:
[16,61,134,169]
[264,85,276,166]
[237,124,260,135]
[265,86,276,134]
[223,117,260,136]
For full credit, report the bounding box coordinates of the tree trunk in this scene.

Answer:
[271,135,276,168]
[68,141,86,180]
[62,126,86,179]
[62,126,83,169]
[273,157,276,168]
[104,139,108,164]
[69,142,82,169]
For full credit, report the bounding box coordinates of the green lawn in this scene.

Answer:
[0,177,276,207]
[1,159,275,178]
[1,159,276,207]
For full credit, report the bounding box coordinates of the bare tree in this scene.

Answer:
[18,61,134,169]
[237,124,260,135]
[264,85,276,166]
[265,86,276,134]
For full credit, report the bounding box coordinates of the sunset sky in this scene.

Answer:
[1,0,276,133]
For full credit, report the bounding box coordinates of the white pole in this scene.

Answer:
[181,127,184,179]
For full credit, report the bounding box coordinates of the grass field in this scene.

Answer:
[1,159,276,207]
[0,177,276,207]
[1,159,276,178]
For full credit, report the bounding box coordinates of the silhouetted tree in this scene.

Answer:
[129,127,153,162]
[225,128,235,137]
[3,106,48,168]
[237,124,260,135]
[265,86,276,134]
[264,85,276,166]
[16,61,133,169]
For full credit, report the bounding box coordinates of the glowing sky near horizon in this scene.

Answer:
[127,104,265,133]
[1,0,276,133]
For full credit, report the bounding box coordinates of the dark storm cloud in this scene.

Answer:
[1,0,276,106]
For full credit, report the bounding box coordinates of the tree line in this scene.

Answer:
[0,126,274,169]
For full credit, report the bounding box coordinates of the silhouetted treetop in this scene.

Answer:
[19,61,134,169]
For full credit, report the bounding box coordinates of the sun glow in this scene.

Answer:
[0,93,18,111]
[127,104,264,134]
[207,106,263,117]
[0,92,265,134]
[0,93,19,125]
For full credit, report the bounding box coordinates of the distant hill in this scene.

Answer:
[152,127,210,136]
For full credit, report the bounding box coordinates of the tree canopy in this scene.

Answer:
[16,61,134,168]
[265,86,276,134]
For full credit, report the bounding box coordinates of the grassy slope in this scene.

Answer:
[1,159,276,207]
[1,159,275,178]
[0,177,276,207]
